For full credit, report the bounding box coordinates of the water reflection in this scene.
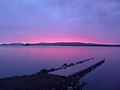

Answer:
[0,46,120,90]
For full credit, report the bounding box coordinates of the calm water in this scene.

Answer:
[0,46,120,90]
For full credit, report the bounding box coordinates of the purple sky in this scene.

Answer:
[0,0,120,44]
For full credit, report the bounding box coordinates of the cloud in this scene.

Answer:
[0,0,120,43]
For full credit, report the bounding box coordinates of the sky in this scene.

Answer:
[0,0,120,44]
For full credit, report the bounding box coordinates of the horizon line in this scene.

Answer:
[0,41,120,45]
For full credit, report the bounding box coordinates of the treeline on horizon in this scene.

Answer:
[0,42,120,47]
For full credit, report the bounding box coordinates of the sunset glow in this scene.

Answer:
[0,0,120,44]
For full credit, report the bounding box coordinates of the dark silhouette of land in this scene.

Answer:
[0,59,105,90]
[0,42,120,47]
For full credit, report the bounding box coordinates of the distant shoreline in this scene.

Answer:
[0,42,120,47]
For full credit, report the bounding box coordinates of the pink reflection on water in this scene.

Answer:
[0,46,120,90]
[0,46,120,79]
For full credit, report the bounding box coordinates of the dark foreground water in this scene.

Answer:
[0,46,120,90]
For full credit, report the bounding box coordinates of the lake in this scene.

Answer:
[0,46,120,90]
